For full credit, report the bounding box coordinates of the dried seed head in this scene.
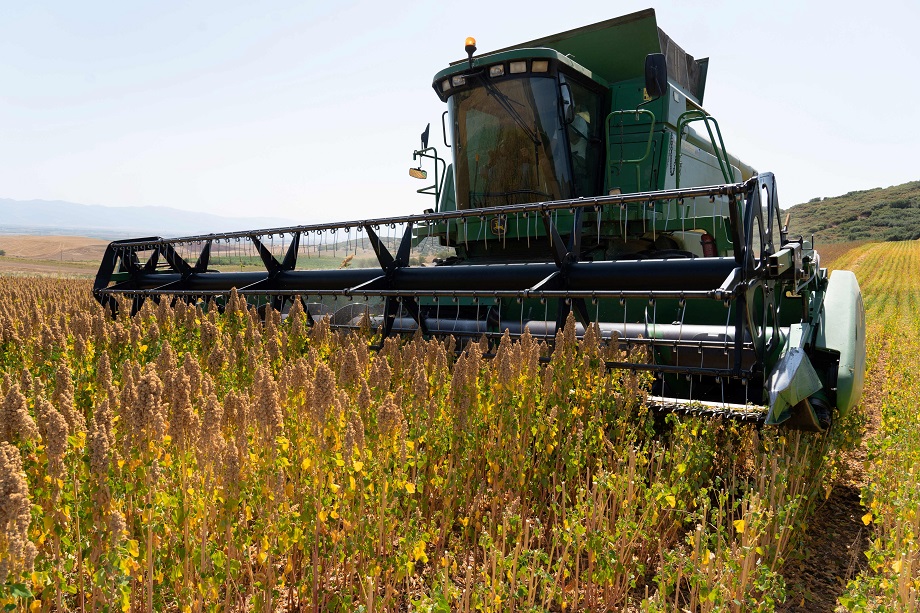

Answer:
[107,509,127,547]
[311,362,336,427]
[288,298,306,340]
[583,321,601,359]
[0,442,38,584]
[135,364,167,442]
[155,295,172,327]
[156,341,177,374]
[542,363,556,401]
[1,384,38,443]
[495,330,515,393]
[200,371,216,399]
[368,356,392,393]
[253,364,282,439]
[357,379,372,415]
[54,361,85,434]
[220,436,241,488]
[412,356,428,401]
[96,351,114,392]
[168,370,199,449]
[182,354,202,397]
[310,315,330,348]
[207,342,228,376]
[426,339,449,378]
[198,393,226,464]
[290,357,310,393]
[264,327,282,364]
[380,337,402,374]
[36,398,68,478]
[349,409,365,458]
[201,320,219,353]
[88,413,112,476]
[338,345,360,389]
[377,393,404,440]
[222,389,250,433]
[352,335,370,373]
[19,368,33,397]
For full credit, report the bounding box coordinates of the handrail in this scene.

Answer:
[676,110,733,187]
[412,146,447,208]
[604,109,656,191]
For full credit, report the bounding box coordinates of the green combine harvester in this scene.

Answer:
[94,9,866,431]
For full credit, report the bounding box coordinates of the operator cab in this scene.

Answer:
[433,50,607,210]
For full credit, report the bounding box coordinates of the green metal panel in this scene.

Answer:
[483,9,661,85]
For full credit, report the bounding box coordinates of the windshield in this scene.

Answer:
[449,77,572,209]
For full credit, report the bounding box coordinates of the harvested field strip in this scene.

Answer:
[832,242,920,611]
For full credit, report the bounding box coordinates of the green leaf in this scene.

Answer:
[9,582,33,598]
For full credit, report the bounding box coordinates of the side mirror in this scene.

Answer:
[644,53,668,99]
[409,168,428,180]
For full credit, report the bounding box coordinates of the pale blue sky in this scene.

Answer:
[1,0,917,223]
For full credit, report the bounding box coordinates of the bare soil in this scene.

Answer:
[777,339,887,612]
[0,235,105,276]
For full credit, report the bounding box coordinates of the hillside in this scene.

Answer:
[785,180,920,243]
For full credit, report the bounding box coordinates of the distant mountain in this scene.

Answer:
[0,198,299,240]
[785,180,920,243]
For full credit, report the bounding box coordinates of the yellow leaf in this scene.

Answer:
[257,551,268,564]
[349,475,356,491]
[301,457,311,470]
[862,512,873,526]
[330,482,340,493]
[140,344,148,353]
[459,516,469,527]
[733,519,746,534]
[412,540,427,562]
[677,463,686,475]
[892,559,903,573]
[665,495,676,508]
[127,539,140,558]
[404,482,416,494]
[245,505,252,521]
[352,460,364,472]
[30,600,43,612]
[335,457,345,467]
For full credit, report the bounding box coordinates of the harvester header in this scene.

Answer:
[94,9,866,432]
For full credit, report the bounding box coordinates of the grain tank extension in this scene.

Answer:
[93,9,866,431]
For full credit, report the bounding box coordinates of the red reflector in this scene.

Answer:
[700,233,717,257]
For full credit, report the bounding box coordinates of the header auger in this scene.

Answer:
[94,9,866,431]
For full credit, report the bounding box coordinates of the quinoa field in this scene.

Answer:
[0,241,918,611]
